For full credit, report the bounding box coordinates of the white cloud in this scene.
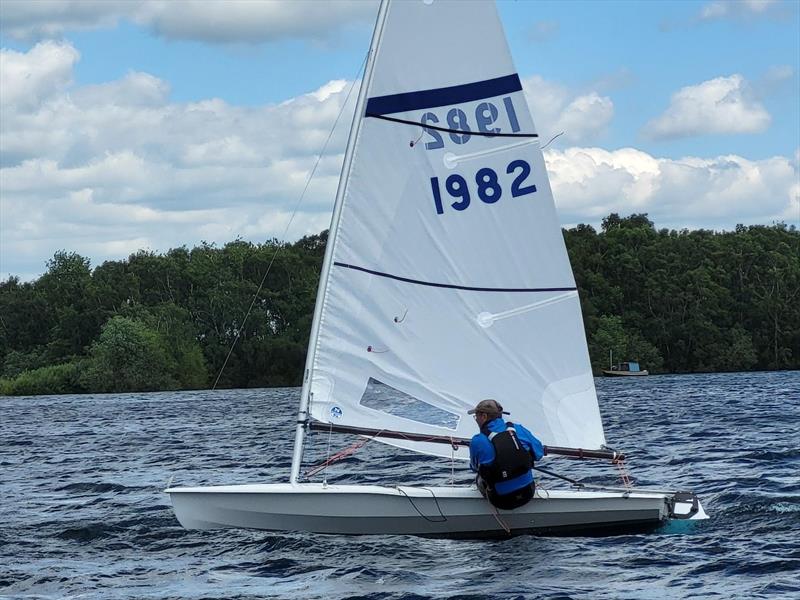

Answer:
[73,72,171,107]
[0,41,357,280]
[181,136,262,167]
[0,0,376,43]
[756,65,796,97]
[522,76,614,144]
[0,41,79,108]
[1,43,796,282]
[660,1,796,31]
[698,0,788,22]
[0,1,137,40]
[545,147,798,229]
[525,20,559,43]
[138,0,376,44]
[762,65,794,84]
[643,75,771,139]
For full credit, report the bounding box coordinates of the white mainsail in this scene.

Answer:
[303,0,605,460]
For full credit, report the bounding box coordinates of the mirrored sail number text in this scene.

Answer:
[429,159,536,215]
[421,96,520,150]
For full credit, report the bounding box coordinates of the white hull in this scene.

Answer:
[166,483,706,537]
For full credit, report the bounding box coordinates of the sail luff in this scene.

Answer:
[289,0,392,484]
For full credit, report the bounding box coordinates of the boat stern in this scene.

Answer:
[668,491,708,520]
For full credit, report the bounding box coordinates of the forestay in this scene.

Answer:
[306,0,605,459]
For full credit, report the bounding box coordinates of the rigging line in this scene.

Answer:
[304,428,384,479]
[395,487,448,523]
[532,466,584,488]
[304,437,370,479]
[535,482,551,499]
[366,113,539,138]
[615,458,633,489]
[539,131,565,150]
[450,445,456,486]
[211,51,369,390]
[535,462,634,491]
[487,499,511,534]
[323,422,334,485]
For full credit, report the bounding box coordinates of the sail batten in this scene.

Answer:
[333,262,577,293]
[365,113,539,139]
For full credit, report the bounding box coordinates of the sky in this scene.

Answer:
[1,0,798,281]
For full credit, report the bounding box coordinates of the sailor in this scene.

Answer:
[468,399,544,510]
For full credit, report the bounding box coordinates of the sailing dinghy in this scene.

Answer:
[167,0,707,537]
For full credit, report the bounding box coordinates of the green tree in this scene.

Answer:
[36,251,103,361]
[81,316,177,392]
[588,315,663,373]
[0,361,85,396]
[122,303,208,389]
[717,326,758,371]
[0,277,51,373]
[2,217,798,396]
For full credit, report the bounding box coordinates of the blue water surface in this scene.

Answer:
[1,371,798,599]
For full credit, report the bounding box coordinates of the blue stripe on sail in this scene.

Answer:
[334,262,576,293]
[365,74,523,116]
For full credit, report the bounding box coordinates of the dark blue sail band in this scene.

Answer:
[365,113,538,138]
[365,74,523,116]
[334,262,576,293]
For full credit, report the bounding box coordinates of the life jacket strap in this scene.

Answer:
[487,424,516,441]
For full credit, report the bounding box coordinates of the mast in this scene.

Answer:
[289,0,391,484]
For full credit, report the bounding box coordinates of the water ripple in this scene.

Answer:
[1,372,799,598]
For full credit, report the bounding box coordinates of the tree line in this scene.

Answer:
[1,215,798,395]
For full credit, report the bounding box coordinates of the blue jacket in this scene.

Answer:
[469,417,545,495]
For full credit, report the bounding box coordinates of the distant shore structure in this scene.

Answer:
[603,350,649,376]
[603,360,649,377]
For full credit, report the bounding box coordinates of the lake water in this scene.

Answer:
[1,371,798,599]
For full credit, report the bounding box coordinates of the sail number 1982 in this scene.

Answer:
[429,159,536,215]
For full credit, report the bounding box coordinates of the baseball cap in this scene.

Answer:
[467,399,509,416]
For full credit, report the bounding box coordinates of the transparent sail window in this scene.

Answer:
[359,378,459,430]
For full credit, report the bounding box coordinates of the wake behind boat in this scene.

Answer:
[167,0,706,536]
